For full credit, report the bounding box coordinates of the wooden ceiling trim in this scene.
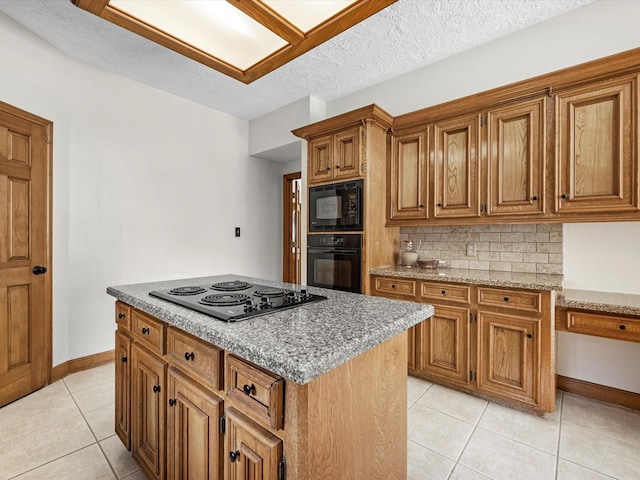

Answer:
[229,0,304,46]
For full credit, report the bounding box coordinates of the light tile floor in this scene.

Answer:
[1,364,639,479]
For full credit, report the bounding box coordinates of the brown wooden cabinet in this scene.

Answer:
[166,368,224,480]
[132,343,167,480]
[555,74,639,214]
[115,329,132,450]
[307,127,362,185]
[371,275,555,413]
[225,408,283,480]
[389,129,428,220]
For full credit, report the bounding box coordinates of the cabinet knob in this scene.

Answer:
[503,297,509,302]
[526,333,533,339]
[118,313,126,319]
[619,324,627,331]
[561,193,568,199]
[121,356,127,363]
[169,399,176,407]
[441,290,446,295]
[532,196,538,201]
[184,352,195,361]
[418,204,424,208]
[229,450,241,463]
[336,165,340,169]
[391,284,396,289]
[153,385,161,393]
[243,384,256,396]
[326,167,330,171]
[437,202,442,207]
[141,327,150,335]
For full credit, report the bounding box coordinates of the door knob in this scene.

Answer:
[32,266,47,275]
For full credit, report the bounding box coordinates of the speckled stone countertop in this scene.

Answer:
[107,274,433,385]
[370,266,564,291]
[557,289,640,316]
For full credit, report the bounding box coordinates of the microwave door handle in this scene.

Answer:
[308,248,359,255]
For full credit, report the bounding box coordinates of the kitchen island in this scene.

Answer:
[108,274,433,480]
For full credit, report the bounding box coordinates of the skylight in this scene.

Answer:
[71,0,397,84]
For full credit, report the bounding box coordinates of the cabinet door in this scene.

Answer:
[132,343,167,480]
[487,98,546,216]
[115,329,132,450]
[308,135,334,184]
[555,75,639,214]
[226,408,283,480]
[417,305,470,386]
[333,127,362,180]
[390,130,428,220]
[167,368,223,480]
[434,114,481,218]
[476,311,539,406]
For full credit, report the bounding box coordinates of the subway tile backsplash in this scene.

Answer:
[399,224,563,274]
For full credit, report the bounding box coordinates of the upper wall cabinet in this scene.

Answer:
[389,130,428,220]
[308,127,362,185]
[487,97,546,217]
[555,75,639,214]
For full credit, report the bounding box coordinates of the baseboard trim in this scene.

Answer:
[557,375,640,411]
[51,350,115,382]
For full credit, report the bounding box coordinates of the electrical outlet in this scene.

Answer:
[466,242,476,256]
[235,227,241,237]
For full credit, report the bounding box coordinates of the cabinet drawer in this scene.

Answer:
[115,301,131,331]
[420,282,470,304]
[167,327,224,391]
[131,309,166,355]
[226,355,284,430]
[373,277,416,297]
[477,287,541,313]
[566,311,640,342]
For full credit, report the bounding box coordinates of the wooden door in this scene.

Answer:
[115,329,132,450]
[308,135,333,184]
[389,130,428,220]
[487,97,546,216]
[555,74,639,213]
[0,103,51,407]
[476,311,539,406]
[418,305,470,386]
[434,114,481,218]
[167,368,223,480]
[282,172,301,284]
[225,408,283,480]
[333,127,361,180]
[132,343,167,480]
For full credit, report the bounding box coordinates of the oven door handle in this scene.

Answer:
[308,248,360,255]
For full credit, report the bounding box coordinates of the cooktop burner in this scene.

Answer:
[149,280,327,322]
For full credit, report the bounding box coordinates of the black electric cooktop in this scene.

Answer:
[149,280,327,322]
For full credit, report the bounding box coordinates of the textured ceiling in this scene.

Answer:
[0,0,594,120]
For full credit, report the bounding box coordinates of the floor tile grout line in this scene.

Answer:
[554,391,564,480]
[5,444,101,480]
[95,436,122,480]
[560,419,640,448]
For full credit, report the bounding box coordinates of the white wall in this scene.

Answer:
[0,13,283,366]
[324,0,640,393]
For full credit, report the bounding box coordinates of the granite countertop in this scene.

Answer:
[370,266,564,291]
[107,274,433,385]
[557,289,640,316]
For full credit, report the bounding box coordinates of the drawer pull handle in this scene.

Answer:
[184,352,195,361]
[391,284,396,289]
[141,327,150,335]
[441,290,446,295]
[243,384,256,396]
[504,297,509,302]
[121,356,127,363]
[229,450,240,462]
[532,195,538,201]
[153,385,161,393]
[619,325,627,331]
[526,334,533,339]
[118,313,126,319]
[169,399,176,407]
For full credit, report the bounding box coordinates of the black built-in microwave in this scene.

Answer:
[308,179,363,232]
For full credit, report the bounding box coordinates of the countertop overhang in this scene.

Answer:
[107,274,433,385]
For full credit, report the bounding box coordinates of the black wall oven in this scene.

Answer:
[308,179,363,232]
[307,234,362,293]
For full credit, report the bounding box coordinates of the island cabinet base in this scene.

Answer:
[115,301,409,480]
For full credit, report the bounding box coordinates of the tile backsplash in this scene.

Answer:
[400,224,563,274]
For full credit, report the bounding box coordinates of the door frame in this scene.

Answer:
[0,100,53,385]
[282,172,301,284]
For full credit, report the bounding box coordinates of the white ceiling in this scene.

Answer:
[0,0,595,121]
